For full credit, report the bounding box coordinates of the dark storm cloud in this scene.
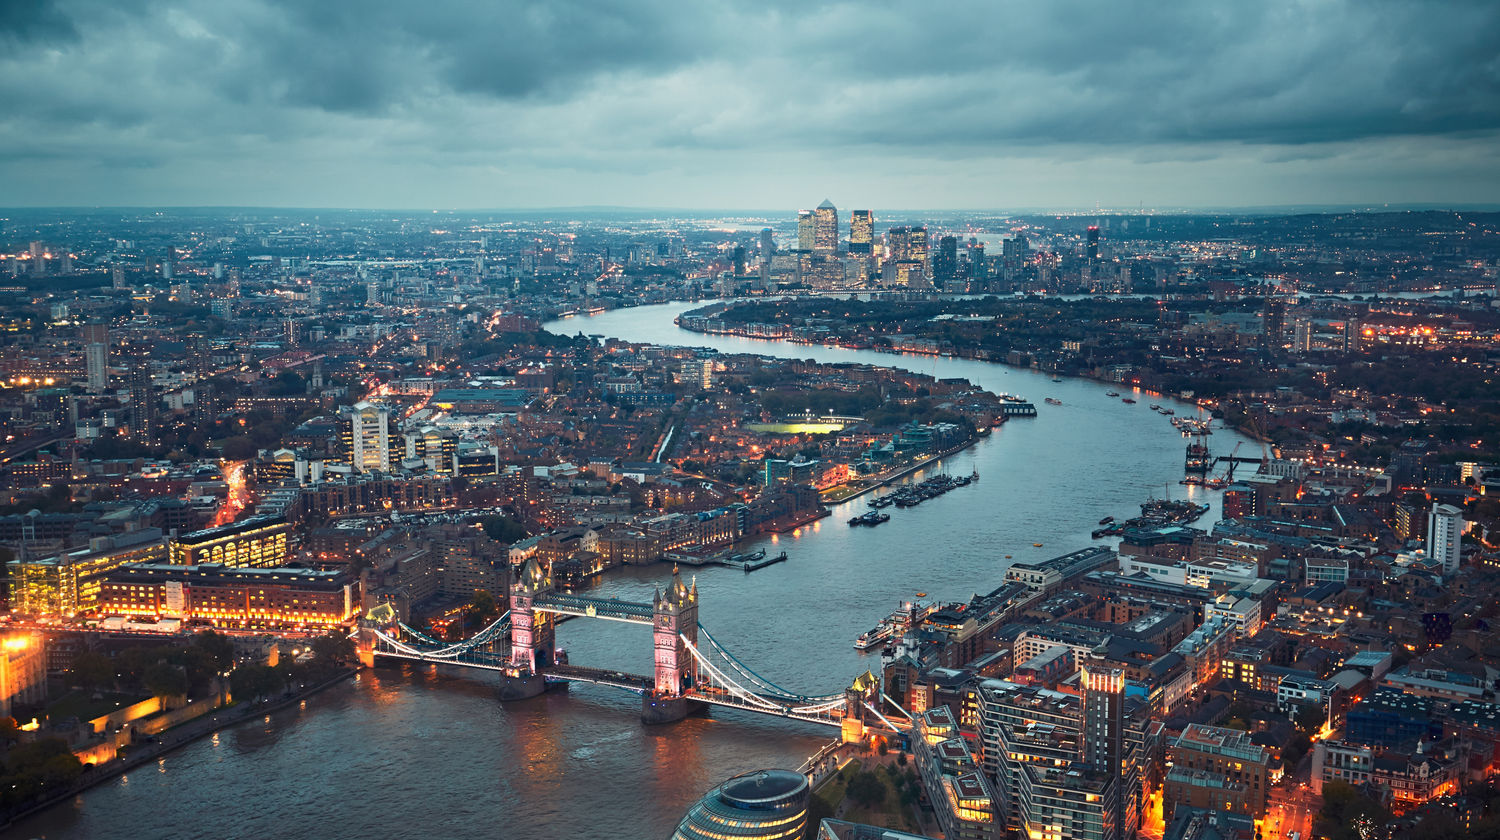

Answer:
[0,0,78,48]
[0,0,1497,206]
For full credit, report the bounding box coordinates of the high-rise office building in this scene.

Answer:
[813,199,838,254]
[1263,301,1286,354]
[1427,503,1464,575]
[759,227,775,261]
[934,235,959,279]
[85,342,108,393]
[849,210,874,254]
[162,248,174,279]
[886,227,912,263]
[344,401,392,473]
[909,226,929,270]
[673,769,809,840]
[1087,225,1100,261]
[796,211,815,252]
[732,245,747,276]
[969,243,987,281]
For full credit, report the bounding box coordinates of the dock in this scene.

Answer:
[667,548,787,572]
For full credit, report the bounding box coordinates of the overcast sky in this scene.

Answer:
[3,0,1498,209]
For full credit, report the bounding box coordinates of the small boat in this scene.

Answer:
[1051,375,1062,382]
[1099,516,1115,525]
[1106,391,1120,397]
[1121,398,1136,404]
[1044,398,1062,406]
[1149,404,1161,411]
[1032,542,1044,547]
[1004,555,1012,559]
[1163,409,1175,416]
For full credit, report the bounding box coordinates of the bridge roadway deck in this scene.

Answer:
[533,592,654,624]
[548,664,653,692]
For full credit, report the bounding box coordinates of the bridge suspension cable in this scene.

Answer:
[372,611,511,660]
[694,623,845,704]
[680,635,847,717]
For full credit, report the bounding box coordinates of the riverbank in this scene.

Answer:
[0,669,356,830]
[821,433,988,505]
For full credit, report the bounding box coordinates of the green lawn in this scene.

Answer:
[45,690,150,724]
[816,759,924,835]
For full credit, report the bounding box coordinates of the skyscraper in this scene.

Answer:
[909,226,929,272]
[796,210,814,252]
[813,199,838,255]
[344,401,392,473]
[934,235,958,279]
[129,365,157,437]
[969,242,987,281]
[1427,503,1464,575]
[1087,225,1100,261]
[85,342,108,394]
[1082,661,1127,840]
[886,226,911,263]
[849,210,873,254]
[759,227,775,261]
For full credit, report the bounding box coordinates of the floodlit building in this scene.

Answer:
[813,200,838,255]
[0,632,46,718]
[343,400,392,473]
[169,515,291,568]
[673,769,809,840]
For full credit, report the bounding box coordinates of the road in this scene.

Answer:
[1265,781,1318,840]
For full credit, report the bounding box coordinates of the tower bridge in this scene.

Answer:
[358,558,897,738]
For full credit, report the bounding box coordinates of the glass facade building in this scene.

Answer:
[673,769,809,840]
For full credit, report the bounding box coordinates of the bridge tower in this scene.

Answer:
[841,670,880,744]
[500,555,555,701]
[355,602,400,669]
[643,566,702,724]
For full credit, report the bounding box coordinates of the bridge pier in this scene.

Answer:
[498,671,550,701]
[642,694,705,725]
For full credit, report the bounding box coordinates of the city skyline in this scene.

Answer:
[3,0,1499,209]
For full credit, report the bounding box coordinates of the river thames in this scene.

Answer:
[14,301,1256,840]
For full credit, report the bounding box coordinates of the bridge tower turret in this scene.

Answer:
[841,670,880,744]
[643,566,703,724]
[500,555,555,701]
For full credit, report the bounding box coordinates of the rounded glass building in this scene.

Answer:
[672,769,810,840]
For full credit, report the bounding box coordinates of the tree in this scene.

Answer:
[465,590,500,627]
[846,770,887,807]
[143,662,189,698]
[194,630,236,672]
[482,515,527,544]
[310,633,355,667]
[1315,781,1391,840]
[230,664,284,700]
[803,793,835,839]
[1291,702,1324,736]
[69,651,116,691]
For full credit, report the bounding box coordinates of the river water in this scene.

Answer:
[14,301,1255,840]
